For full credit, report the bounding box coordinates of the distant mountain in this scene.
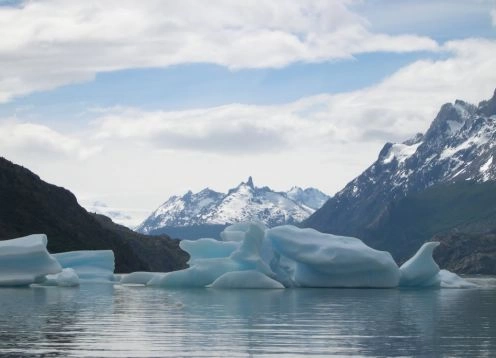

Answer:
[137,177,329,239]
[0,157,188,273]
[305,89,496,272]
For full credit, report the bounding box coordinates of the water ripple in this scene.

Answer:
[0,282,495,357]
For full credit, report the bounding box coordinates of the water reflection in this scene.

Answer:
[0,284,494,357]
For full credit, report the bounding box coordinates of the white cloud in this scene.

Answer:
[0,0,438,102]
[2,37,495,226]
[0,121,100,159]
[92,39,496,156]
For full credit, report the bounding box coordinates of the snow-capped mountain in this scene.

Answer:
[137,177,329,236]
[306,89,496,240]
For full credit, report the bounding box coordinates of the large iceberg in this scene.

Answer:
[145,222,472,289]
[53,250,115,282]
[267,226,400,288]
[0,234,62,286]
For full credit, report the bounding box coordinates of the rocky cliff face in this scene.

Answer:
[0,157,188,273]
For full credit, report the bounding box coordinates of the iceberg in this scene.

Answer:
[145,222,473,290]
[2,224,469,291]
[148,222,275,288]
[267,226,400,288]
[399,242,441,287]
[398,243,476,288]
[0,234,62,286]
[53,250,115,282]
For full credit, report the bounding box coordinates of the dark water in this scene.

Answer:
[0,279,495,357]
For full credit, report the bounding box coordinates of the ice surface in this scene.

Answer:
[148,222,273,288]
[41,268,80,287]
[399,242,441,287]
[180,238,239,264]
[210,270,284,289]
[120,271,157,285]
[0,234,62,286]
[147,258,241,287]
[266,226,400,288]
[53,250,115,282]
[438,270,477,288]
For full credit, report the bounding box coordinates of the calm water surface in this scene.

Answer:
[0,278,495,357]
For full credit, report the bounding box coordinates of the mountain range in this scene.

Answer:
[137,177,329,239]
[305,89,496,270]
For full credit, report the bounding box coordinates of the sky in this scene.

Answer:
[0,0,495,227]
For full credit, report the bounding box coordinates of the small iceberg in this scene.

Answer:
[40,268,80,287]
[0,234,62,286]
[53,250,115,282]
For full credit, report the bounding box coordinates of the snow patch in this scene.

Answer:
[383,142,420,165]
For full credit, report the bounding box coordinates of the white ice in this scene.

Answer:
[438,269,477,288]
[210,270,284,289]
[120,271,157,285]
[53,250,115,282]
[40,268,80,287]
[399,242,441,287]
[0,234,62,286]
[180,238,239,264]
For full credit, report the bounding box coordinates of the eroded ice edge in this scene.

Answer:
[0,224,477,289]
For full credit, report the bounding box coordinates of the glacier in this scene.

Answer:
[0,234,62,286]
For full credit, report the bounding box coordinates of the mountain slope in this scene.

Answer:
[366,181,496,265]
[0,157,188,273]
[305,89,496,267]
[138,177,329,239]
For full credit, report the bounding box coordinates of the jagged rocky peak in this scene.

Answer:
[305,89,496,236]
[477,88,496,117]
[246,176,254,189]
[403,133,424,146]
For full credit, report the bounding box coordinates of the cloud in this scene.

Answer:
[93,39,496,155]
[492,7,496,25]
[0,121,100,159]
[1,37,495,226]
[0,0,438,102]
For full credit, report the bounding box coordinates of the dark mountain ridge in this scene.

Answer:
[0,157,188,273]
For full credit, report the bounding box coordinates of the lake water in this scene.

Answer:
[0,278,495,357]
